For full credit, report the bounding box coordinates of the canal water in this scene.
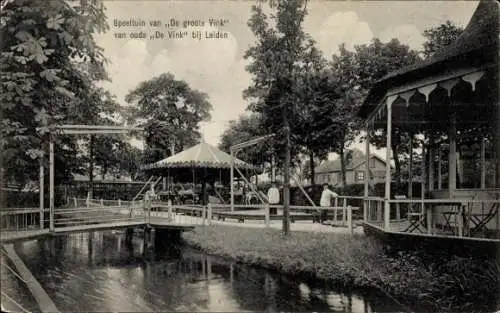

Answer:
[2,231,407,312]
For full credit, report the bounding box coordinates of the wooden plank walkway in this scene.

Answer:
[2,244,60,313]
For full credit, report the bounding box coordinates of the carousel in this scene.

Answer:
[358,0,499,240]
[141,141,262,207]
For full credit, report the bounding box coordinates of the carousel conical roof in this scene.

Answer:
[143,141,258,171]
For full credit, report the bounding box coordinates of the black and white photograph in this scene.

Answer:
[1,0,499,312]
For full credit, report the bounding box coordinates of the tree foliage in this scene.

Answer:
[243,0,341,185]
[1,0,110,186]
[219,113,270,168]
[422,20,464,59]
[125,73,212,164]
[341,39,422,183]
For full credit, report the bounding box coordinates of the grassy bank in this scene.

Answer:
[182,225,499,312]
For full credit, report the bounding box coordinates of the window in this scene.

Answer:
[370,158,376,168]
[356,171,365,181]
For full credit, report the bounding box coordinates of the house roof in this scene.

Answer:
[359,0,499,118]
[315,149,390,174]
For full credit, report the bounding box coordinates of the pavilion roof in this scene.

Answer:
[359,0,499,119]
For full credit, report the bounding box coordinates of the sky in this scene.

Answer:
[95,0,478,159]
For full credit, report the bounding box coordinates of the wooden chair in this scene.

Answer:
[402,196,426,233]
[469,200,499,237]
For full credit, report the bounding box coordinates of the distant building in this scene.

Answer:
[314,149,393,186]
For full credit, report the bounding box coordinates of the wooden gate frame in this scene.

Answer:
[44,125,143,231]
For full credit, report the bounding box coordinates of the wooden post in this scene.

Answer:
[202,204,206,225]
[347,206,353,235]
[438,146,442,190]
[39,156,44,229]
[100,199,104,206]
[207,202,212,225]
[265,203,270,227]
[333,197,338,223]
[49,136,54,232]
[230,149,235,212]
[481,138,486,189]
[408,135,413,199]
[74,197,77,207]
[168,199,173,221]
[429,144,435,192]
[118,199,121,206]
[449,113,457,197]
[342,198,347,224]
[384,100,393,231]
[422,144,431,235]
[496,93,500,191]
[364,127,370,223]
[207,257,212,279]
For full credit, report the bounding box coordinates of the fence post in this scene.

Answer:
[118,199,121,207]
[100,199,104,206]
[343,198,347,225]
[130,200,135,218]
[207,203,212,225]
[202,205,206,225]
[168,199,173,221]
[147,200,151,224]
[333,197,338,224]
[347,206,353,235]
[74,197,77,208]
[265,203,270,227]
[363,199,368,222]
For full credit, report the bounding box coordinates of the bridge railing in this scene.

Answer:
[148,201,208,226]
[55,199,145,228]
[0,207,49,232]
[205,203,359,232]
[147,200,360,233]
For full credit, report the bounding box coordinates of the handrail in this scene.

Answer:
[1,292,31,313]
[387,199,500,204]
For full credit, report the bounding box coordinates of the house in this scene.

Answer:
[314,149,392,185]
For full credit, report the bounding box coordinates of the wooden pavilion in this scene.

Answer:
[358,0,499,241]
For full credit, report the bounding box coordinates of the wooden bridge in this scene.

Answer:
[0,198,361,243]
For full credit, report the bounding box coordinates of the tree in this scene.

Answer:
[125,73,212,164]
[422,20,464,59]
[1,0,109,190]
[244,0,310,234]
[324,44,365,187]
[292,41,338,186]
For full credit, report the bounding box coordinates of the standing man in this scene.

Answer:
[320,184,338,223]
[144,183,156,219]
[267,182,280,215]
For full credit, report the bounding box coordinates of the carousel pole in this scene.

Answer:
[230,149,234,212]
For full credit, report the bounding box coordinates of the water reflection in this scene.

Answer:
[9,231,404,312]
